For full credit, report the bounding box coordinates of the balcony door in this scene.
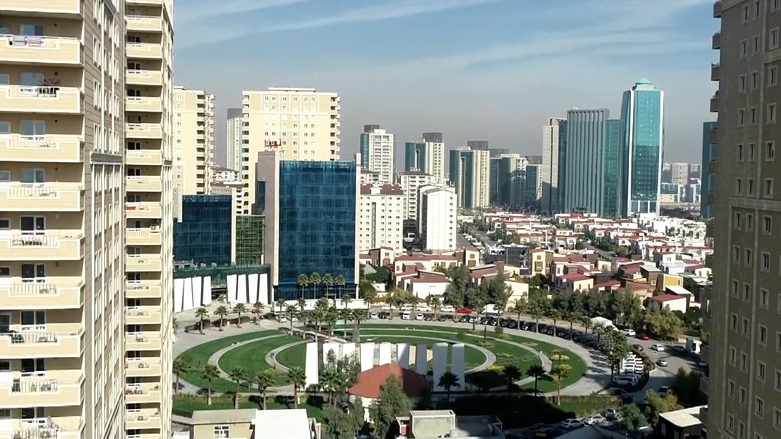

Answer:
[20,120,45,143]
[20,358,45,378]
[20,311,45,332]
[127,168,141,177]
[0,314,9,333]
[21,264,45,284]
[18,25,44,36]
[20,168,45,185]
[19,72,45,94]
[20,216,45,235]
[20,407,46,427]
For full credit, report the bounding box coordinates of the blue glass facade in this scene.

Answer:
[276,160,357,300]
[404,142,426,171]
[701,121,717,219]
[449,149,475,208]
[173,195,232,265]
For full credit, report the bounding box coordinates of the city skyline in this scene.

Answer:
[175,0,717,167]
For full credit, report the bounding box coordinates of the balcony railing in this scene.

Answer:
[0,282,83,309]
[712,32,721,50]
[0,234,85,261]
[710,92,718,113]
[0,35,81,65]
[0,86,81,113]
[126,150,163,166]
[126,176,163,192]
[126,15,163,32]
[125,202,162,218]
[124,384,161,404]
[713,0,722,18]
[126,69,163,86]
[0,374,84,408]
[0,330,83,359]
[125,306,162,324]
[125,332,162,350]
[125,359,162,377]
[126,281,162,298]
[0,134,83,162]
[125,96,162,112]
[711,63,719,81]
[0,184,83,212]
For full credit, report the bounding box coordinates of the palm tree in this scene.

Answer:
[335,274,346,299]
[322,273,334,300]
[549,351,572,406]
[275,298,286,315]
[548,308,562,337]
[254,369,275,410]
[472,374,490,396]
[351,309,367,342]
[286,305,299,336]
[339,308,352,338]
[253,301,265,324]
[428,296,441,320]
[195,307,209,335]
[287,367,307,409]
[438,371,460,402]
[200,364,220,405]
[309,272,322,298]
[581,316,593,336]
[297,273,310,298]
[214,306,229,331]
[514,299,527,330]
[503,365,522,394]
[324,307,338,338]
[172,359,188,395]
[341,293,352,310]
[228,367,249,409]
[526,364,546,395]
[320,367,341,405]
[233,303,247,328]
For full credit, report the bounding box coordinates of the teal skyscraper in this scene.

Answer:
[620,78,664,216]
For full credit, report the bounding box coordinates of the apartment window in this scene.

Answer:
[757,0,762,18]
[755,34,761,54]
[730,346,737,364]
[748,213,755,230]
[742,352,749,371]
[776,370,781,390]
[741,74,748,92]
[737,178,744,195]
[727,414,735,431]
[760,324,768,344]
[751,107,758,124]
[763,252,772,271]
[739,109,746,126]
[744,4,751,21]
[777,331,781,352]
[749,178,755,195]
[732,313,739,330]
[773,28,781,49]
[771,66,779,86]
[774,0,781,11]
[766,179,775,197]
[729,379,736,397]
[775,408,781,429]
[768,142,777,161]
[0,267,9,278]
[738,143,745,161]
[213,426,229,439]
[764,216,773,234]
[0,122,8,134]
[732,279,739,297]
[753,72,760,89]
[734,245,741,263]
[761,288,770,308]
[771,104,778,123]
[736,211,744,229]
[746,248,753,266]
[759,361,767,381]
[739,422,746,438]
[743,318,751,337]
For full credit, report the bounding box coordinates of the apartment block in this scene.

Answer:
[359,183,405,253]
[399,171,437,221]
[360,125,395,183]
[173,86,215,195]
[226,108,243,171]
[418,185,457,252]
[449,146,490,209]
[542,117,565,213]
[241,87,341,215]
[489,153,527,210]
[125,0,175,437]
[0,2,124,439]
[211,180,245,218]
[404,132,445,183]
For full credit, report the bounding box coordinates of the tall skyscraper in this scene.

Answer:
[241,87,341,215]
[226,108,243,171]
[542,117,565,213]
[0,3,129,439]
[700,121,717,220]
[449,146,491,209]
[125,1,175,437]
[403,133,445,182]
[560,109,622,217]
[524,164,542,209]
[173,87,215,195]
[620,78,664,215]
[467,140,489,150]
[489,154,527,209]
[359,125,395,183]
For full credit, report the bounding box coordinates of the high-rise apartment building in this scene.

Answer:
[542,117,565,213]
[125,0,175,437]
[226,108,243,171]
[173,86,215,195]
[704,2,781,439]
[399,171,437,220]
[241,87,341,215]
[0,3,126,439]
[359,125,395,183]
[700,121,717,220]
[449,146,490,209]
[669,162,690,186]
[489,153,527,209]
[525,164,542,209]
[418,185,457,252]
[404,132,445,182]
[358,183,405,253]
[620,78,664,216]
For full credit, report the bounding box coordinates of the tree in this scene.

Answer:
[214,306,229,331]
[513,299,527,330]
[351,309,367,342]
[297,273,310,298]
[320,366,341,405]
[670,368,708,407]
[338,308,352,338]
[254,369,274,410]
[200,364,220,405]
[233,303,247,328]
[361,285,378,307]
[645,389,683,424]
[228,367,248,409]
[352,396,365,435]
[604,328,631,381]
[503,365,522,394]
[580,315,593,336]
[275,298,286,314]
[322,405,356,439]
[194,307,209,335]
[253,301,265,324]
[335,274,346,298]
[297,297,307,313]
[527,287,550,333]
[547,308,562,337]
[438,371,460,402]
[172,359,188,395]
[286,304,299,336]
[549,350,571,405]
[323,273,335,300]
[287,366,307,409]
[370,376,412,439]
[620,404,648,432]
[324,307,338,338]
[309,272,322,297]
[526,364,546,395]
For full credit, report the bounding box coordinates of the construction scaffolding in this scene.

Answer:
[236,214,265,265]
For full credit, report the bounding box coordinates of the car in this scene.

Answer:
[560,419,584,429]
[622,328,636,336]
[673,345,686,353]
[584,414,607,425]
[651,344,665,351]
[658,386,670,396]
[456,307,473,314]
[605,408,620,420]
[632,344,644,351]
[440,305,455,313]
[380,305,395,311]
[370,312,378,319]
[417,305,431,312]
[656,359,669,367]
[637,333,650,340]
[437,315,448,322]
[401,312,411,320]
[415,314,425,320]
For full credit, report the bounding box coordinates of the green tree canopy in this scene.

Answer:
[369,376,412,439]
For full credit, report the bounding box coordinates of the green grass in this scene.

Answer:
[173,393,323,419]
[217,335,301,386]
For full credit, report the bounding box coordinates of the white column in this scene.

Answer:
[396,343,410,370]
[415,343,428,375]
[202,276,212,306]
[305,342,319,388]
[378,342,391,366]
[432,343,448,390]
[248,273,259,304]
[173,278,184,313]
[258,273,269,304]
[227,274,238,303]
[360,343,375,371]
[193,276,203,307]
[342,343,357,362]
[451,343,465,389]
[238,274,248,303]
[183,277,194,311]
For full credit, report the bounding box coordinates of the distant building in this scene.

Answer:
[404,132,445,182]
[525,163,542,209]
[525,155,543,164]
[418,185,457,252]
[669,162,690,186]
[449,146,490,209]
[359,183,405,253]
[700,121,717,219]
[489,153,527,209]
[542,117,565,212]
[185,409,318,439]
[235,215,265,265]
[173,194,235,265]
[226,108,243,171]
[173,86,216,195]
[399,171,437,220]
[360,125,395,183]
[211,180,244,218]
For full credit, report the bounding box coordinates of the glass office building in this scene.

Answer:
[700,121,717,220]
[603,119,623,217]
[173,195,233,265]
[620,78,665,215]
[236,215,265,265]
[405,141,427,171]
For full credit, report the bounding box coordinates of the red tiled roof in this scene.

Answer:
[595,279,621,288]
[650,294,686,302]
[348,364,427,399]
[559,273,591,282]
[396,254,457,261]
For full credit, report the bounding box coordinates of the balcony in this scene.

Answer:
[0,36,81,65]
[126,256,162,272]
[712,32,721,49]
[126,360,162,378]
[126,333,161,351]
[126,15,163,32]
[127,150,163,166]
[0,374,84,408]
[0,330,83,359]
[126,202,162,219]
[126,123,163,139]
[711,63,719,81]
[126,281,162,298]
[710,92,718,113]
[126,306,162,325]
[0,134,83,162]
[0,234,85,261]
[0,282,83,309]
[126,96,162,113]
[713,0,722,17]
[128,0,163,4]
[126,42,162,59]
[0,86,81,114]
[0,419,83,439]
[127,227,162,246]
[127,176,163,192]
[0,184,83,212]
[125,411,162,430]
[126,69,163,86]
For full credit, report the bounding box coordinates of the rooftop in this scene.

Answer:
[650,294,687,302]
[252,409,312,439]
[348,364,427,399]
[659,405,706,428]
[190,409,258,424]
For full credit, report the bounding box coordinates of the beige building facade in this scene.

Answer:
[173,86,215,195]
[125,0,175,438]
[226,108,242,172]
[418,185,458,252]
[240,87,341,214]
[399,171,437,220]
[359,183,405,253]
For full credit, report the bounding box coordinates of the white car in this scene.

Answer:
[370,312,378,319]
[380,305,394,311]
[584,414,606,425]
[415,314,425,320]
[622,329,636,336]
[651,344,665,351]
[416,305,431,312]
[560,419,585,429]
[440,305,455,313]
[401,312,411,320]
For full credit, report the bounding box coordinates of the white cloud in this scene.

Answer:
[177,0,308,23]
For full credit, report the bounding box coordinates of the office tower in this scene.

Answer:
[399,171,437,220]
[241,87,341,215]
[525,164,542,209]
[669,162,690,186]
[489,154,528,209]
[256,150,359,300]
[620,78,665,215]
[173,87,215,195]
[542,117,566,213]
[0,3,126,439]
[700,121,717,219]
[467,140,489,150]
[235,215,266,265]
[359,125,396,183]
[525,155,543,165]
[358,183,405,253]
[661,162,673,183]
[418,185,457,252]
[449,147,491,209]
[560,109,622,217]
[125,0,175,437]
[404,132,445,182]
[173,195,235,265]
[226,108,243,171]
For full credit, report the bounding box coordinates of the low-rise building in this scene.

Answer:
[649,294,689,313]
[655,406,705,439]
[183,408,320,439]
[394,410,504,439]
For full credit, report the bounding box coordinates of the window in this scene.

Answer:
[777,331,781,352]
[739,143,745,161]
[761,288,770,308]
[757,0,762,18]
[749,178,756,195]
[728,413,735,431]
[730,347,736,364]
[766,179,775,197]
[760,324,768,344]
[736,211,744,229]
[739,421,746,438]
[775,408,781,429]
[776,370,781,390]
[732,313,739,331]
[20,310,45,330]
[751,143,757,160]
[770,103,778,123]
[768,141,776,161]
[755,34,761,54]
[0,267,9,277]
[759,361,767,381]
[734,245,741,263]
[729,379,736,397]
[0,122,9,134]
[739,108,746,126]
[763,252,772,271]
[753,72,760,89]
[764,216,773,234]
[741,74,748,92]
[213,425,230,439]
[771,66,779,86]
[742,352,749,371]
[737,178,744,195]
[751,107,758,124]
[774,0,781,12]
[732,279,739,297]
[745,283,752,301]
[743,318,750,336]
[773,28,781,49]
[19,24,44,36]
[746,248,753,266]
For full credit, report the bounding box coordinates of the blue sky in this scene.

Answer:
[174,0,718,166]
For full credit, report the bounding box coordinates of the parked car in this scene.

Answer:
[622,328,636,336]
[417,305,431,312]
[401,312,411,320]
[440,305,455,313]
[560,419,584,429]
[584,414,606,425]
[370,312,378,319]
[636,333,650,340]
[658,386,670,396]
[605,408,620,420]
[651,344,665,351]
[632,344,644,351]
[437,315,448,322]
[656,359,669,367]
[456,307,473,314]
